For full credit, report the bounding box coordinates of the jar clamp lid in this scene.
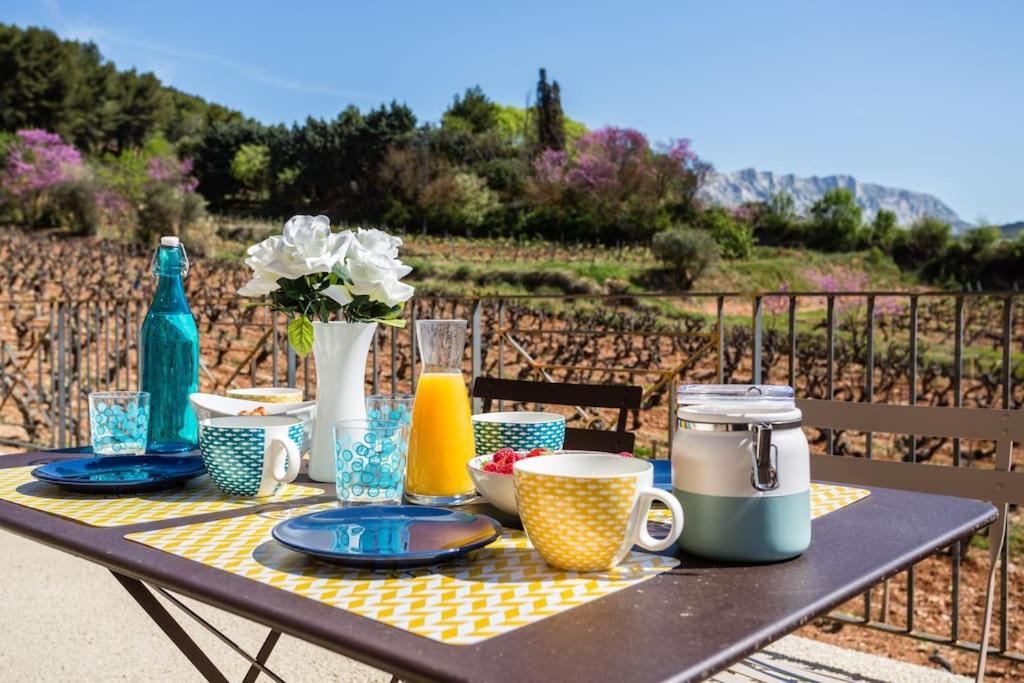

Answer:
[677,404,803,493]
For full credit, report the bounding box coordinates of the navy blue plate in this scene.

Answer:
[31,456,206,494]
[652,459,671,491]
[272,506,503,569]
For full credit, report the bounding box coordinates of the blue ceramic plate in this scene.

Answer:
[31,456,206,494]
[652,459,671,491]
[272,506,503,569]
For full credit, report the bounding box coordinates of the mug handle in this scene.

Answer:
[632,487,684,552]
[268,437,301,484]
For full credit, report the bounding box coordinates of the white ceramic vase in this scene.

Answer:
[308,320,377,482]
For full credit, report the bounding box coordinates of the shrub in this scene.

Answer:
[137,185,207,243]
[697,207,754,259]
[892,216,952,268]
[651,227,720,288]
[50,178,100,234]
[807,188,863,251]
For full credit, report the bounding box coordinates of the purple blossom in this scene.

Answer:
[3,129,82,195]
[567,127,651,190]
[664,138,696,164]
[146,156,198,193]
[533,149,568,184]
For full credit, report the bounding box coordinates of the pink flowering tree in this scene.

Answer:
[528,126,707,240]
[1,130,84,223]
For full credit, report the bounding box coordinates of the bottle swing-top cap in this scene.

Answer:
[150,236,189,277]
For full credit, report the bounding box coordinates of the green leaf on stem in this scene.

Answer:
[287,316,314,357]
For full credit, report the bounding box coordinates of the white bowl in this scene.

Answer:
[189,393,316,453]
[467,450,604,516]
[226,386,305,403]
[467,454,519,515]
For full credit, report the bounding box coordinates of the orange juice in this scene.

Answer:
[406,372,476,500]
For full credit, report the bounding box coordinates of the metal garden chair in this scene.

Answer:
[798,399,1024,681]
[470,377,642,453]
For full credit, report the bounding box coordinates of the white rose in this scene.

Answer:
[354,227,402,258]
[345,248,414,307]
[261,215,351,279]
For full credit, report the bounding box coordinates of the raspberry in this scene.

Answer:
[617,451,634,458]
[482,462,501,473]
[526,448,550,458]
[491,447,517,465]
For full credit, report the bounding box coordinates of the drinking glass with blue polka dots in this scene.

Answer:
[334,419,410,505]
[365,394,414,429]
[88,391,150,455]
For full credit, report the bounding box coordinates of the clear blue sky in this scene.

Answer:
[7,0,1023,223]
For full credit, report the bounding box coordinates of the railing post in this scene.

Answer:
[951,294,964,644]
[752,296,763,384]
[826,296,835,455]
[57,302,66,449]
[716,296,725,384]
[1000,296,1013,651]
[371,327,380,396]
[286,344,297,391]
[471,299,482,413]
[787,296,797,389]
[907,294,918,633]
[498,299,506,411]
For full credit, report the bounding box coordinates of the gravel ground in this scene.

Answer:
[0,528,969,682]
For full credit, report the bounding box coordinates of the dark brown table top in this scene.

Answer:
[0,451,996,683]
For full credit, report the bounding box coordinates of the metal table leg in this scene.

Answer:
[112,572,229,683]
[112,571,285,682]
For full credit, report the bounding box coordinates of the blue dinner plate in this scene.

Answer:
[652,459,671,491]
[31,455,206,494]
[272,506,503,569]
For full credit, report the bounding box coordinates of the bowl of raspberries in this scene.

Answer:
[467,448,633,515]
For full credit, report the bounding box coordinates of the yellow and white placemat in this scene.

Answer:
[0,466,325,527]
[127,506,680,646]
[648,482,870,524]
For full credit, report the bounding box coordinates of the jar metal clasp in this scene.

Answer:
[750,422,779,491]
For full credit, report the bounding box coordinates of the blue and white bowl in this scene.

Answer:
[471,411,566,455]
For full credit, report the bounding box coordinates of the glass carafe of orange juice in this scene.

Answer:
[405,319,477,505]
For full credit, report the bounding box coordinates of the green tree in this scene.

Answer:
[534,68,566,151]
[808,188,862,251]
[697,207,754,259]
[866,208,898,252]
[230,143,271,197]
[419,170,499,234]
[892,216,952,269]
[442,86,498,134]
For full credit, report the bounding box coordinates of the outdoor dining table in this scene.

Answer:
[0,449,996,683]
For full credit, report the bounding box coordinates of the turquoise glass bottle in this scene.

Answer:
[140,236,199,453]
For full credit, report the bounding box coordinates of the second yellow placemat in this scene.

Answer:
[0,466,325,527]
[127,506,680,645]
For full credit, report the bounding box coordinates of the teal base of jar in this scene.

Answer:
[673,488,811,562]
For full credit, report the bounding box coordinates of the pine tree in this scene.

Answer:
[534,68,566,151]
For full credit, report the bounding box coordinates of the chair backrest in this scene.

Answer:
[471,377,642,453]
[797,399,1024,505]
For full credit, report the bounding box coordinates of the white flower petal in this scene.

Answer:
[323,284,354,307]
[237,274,280,297]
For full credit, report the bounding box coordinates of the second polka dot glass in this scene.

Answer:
[333,419,410,506]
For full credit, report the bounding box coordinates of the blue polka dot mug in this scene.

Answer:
[199,416,303,497]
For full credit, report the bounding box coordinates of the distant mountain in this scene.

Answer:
[1000,221,1024,238]
[699,168,969,231]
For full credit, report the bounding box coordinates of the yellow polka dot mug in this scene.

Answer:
[514,453,684,572]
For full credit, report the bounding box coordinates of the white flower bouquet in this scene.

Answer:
[238,215,414,356]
